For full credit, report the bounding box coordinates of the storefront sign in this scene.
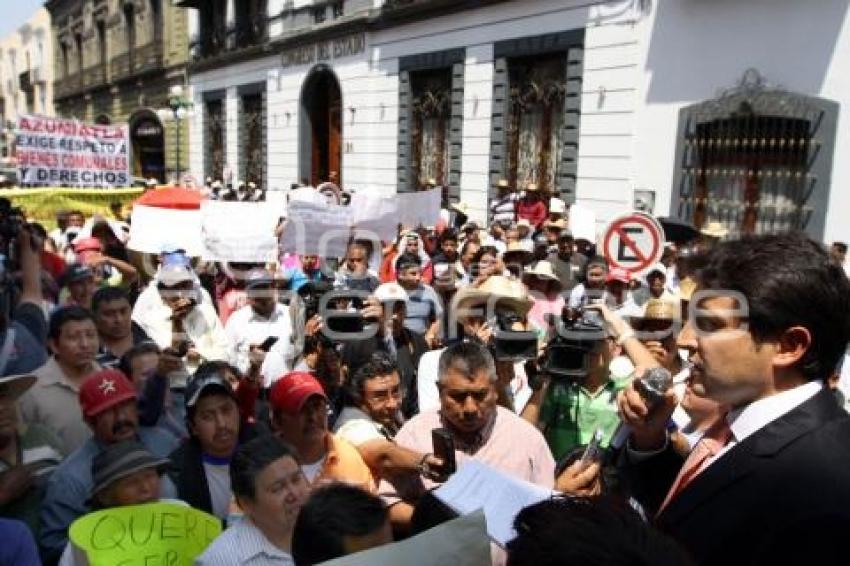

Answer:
[281,32,366,68]
[15,114,131,187]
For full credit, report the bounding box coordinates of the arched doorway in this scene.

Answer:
[299,65,342,186]
[129,110,165,182]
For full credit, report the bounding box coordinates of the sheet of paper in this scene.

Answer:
[396,187,442,229]
[350,192,399,242]
[318,510,490,566]
[568,202,597,243]
[68,501,220,566]
[128,204,204,256]
[200,201,280,262]
[433,460,553,547]
[279,200,353,258]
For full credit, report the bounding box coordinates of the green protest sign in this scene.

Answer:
[68,502,221,566]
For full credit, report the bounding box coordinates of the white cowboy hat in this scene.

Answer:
[453,275,533,323]
[497,179,510,189]
[374,282,409,304]
[549,197,566,215]
[502,241,534,266]
[526,183,539,192]
[700,221,729,239]
[522,261,563,291]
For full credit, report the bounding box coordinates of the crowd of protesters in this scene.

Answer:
[0,174,849,566]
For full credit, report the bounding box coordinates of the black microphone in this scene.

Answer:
[609,367,673,450]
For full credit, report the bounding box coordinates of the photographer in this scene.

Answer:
[521,302,659,461]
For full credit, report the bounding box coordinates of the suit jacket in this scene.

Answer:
[627,389,850,565]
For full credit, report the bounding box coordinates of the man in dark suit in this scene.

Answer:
[618,233,850,565]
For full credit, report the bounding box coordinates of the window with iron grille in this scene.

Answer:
[205,98,226,181]
[240,89,266,190]
[672,69,838,240]
[332,1,344,19]
[313,7,326,24]
[410,69,451,190]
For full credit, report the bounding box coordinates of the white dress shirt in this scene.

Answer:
[709,380,823,465]
[224,303,293,387]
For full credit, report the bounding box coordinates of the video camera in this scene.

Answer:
[540,306,608,379]
[488,310,538,362]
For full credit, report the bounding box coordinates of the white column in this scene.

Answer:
[459,44,494,225]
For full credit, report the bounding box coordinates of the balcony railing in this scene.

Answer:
[191,14,268,63]
[54,73,82,99]
[110,42,164,81]
[81,65,108,89]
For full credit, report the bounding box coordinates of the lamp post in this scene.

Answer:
[158,85,193,184]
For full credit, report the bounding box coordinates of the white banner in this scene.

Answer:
[15,115,131,187]
[200,201,280,262]
[279,200,353,258]
[128,205,204,256]
[350,192,399,242]
[396,187,442,229]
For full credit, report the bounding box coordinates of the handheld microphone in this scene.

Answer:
[609,367,673,450]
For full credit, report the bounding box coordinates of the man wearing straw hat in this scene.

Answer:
[489,179,517,228]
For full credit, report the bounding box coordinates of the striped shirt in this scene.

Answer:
[195,516,295,565]
[490,193,517,225]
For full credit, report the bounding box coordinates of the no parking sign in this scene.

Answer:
[602,211,664,276]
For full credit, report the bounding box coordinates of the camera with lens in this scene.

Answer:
[487,310,538,362]
[540,306,608,380]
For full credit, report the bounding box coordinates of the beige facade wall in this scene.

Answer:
[0,8,54,129]
[47,0,189,180]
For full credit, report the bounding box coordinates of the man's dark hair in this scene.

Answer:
[292,483,388,565]
[28,222,48,239]
[586,255,609,272]
[396,252,421,271]
[833,242,848,254]
[48,306,94,340]
[117,341,161,378]
[230,435,298,502]
[438,341,496,384]
[460,240,479,257]
[91,286,131,314]
[347,351,397,405]
[696,233,850,381]
[440,230,459,245]
[472,245,499,265]
[507,496,693,566]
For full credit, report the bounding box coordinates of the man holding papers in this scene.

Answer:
[378,341,554,531]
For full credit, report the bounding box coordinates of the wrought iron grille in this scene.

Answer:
[410,69,451,189]
[506,54,566,194]
[676,69,827,238]
[206,99,225,181]
[242,93,265,189]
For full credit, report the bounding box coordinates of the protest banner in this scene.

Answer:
[396,187,442,229]
[318,510,490,566]
[68,501,221,566]
[200,201,281,262]
[129,205,205,256]
[16,115,131,188]
[279,200,353,258]
[0,187,142,229]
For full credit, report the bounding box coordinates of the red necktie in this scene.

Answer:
[658,417,732,514]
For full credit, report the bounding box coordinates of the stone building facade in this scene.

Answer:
[46,0,190,182]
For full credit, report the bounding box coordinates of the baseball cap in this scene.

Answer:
[79,370,138,419]
[245,268,275,290]
[73,237,103,254]
[606,267,632,284]
[90,441,169,500]
[373,282,408,304]
[646,263,667,278]
[269,372,327,416]
[61,264,94,287]
[184,372,235,409]
[157,263,195,287]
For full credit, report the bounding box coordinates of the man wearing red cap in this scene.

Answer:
[269,372,375,491]
[604,266,641,318]
[38,369,178,563]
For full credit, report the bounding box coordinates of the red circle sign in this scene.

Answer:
[602,212,664,275]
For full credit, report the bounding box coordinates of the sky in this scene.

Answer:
[0,0,46,40]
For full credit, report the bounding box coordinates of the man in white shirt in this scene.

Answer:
[225,269,293,388]
[619,233,850,565]
[132,263,230,383]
